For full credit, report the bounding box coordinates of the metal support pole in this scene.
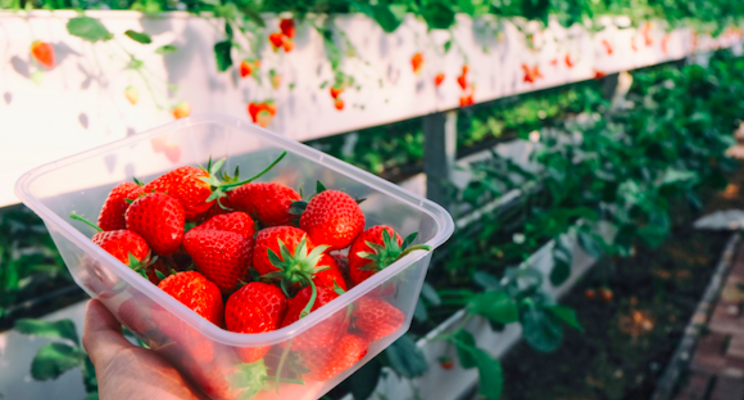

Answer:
[423,110,457,207]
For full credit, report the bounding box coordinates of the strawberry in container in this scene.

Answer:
[16,114,454,400]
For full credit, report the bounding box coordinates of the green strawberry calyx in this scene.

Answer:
[261,237,330,298]
[357,230,432,272]
[199,151,288,206]
[226,359,304,400]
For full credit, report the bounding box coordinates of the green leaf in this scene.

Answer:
[15,319,79,345]
[421,1,456,30]
[66,17,113,42]
[577,232,602,258]
[469,290,519,324]
[472,271,501,290]
[544,305,584,332]
[444,40,452,53]
[371,4,403,33]
[124,30,152,44]
[31,342,87,380]
[472,349,503,399]
[413,297,428,322]
[453,332,503,399]
[213,40,233,72]
[349,358,381,400]
[662,167,698,186]
[520,304,563,353]
[549,258,570,287]
[84,392,99,400]
[155,44,178,54]
[453,330,477,368]
[384,334,428,378]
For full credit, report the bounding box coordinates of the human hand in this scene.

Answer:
[82,299,210,400]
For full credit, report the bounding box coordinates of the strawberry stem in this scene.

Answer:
[274,339,293,391]
[69,212,103,232]
[222,151,287,191]
[299,279,318,319]
[398,244,432,259]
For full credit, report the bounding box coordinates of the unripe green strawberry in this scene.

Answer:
[224,182,301,227]
[98,181,142,231]
[225,282,288,363]
[352,297,404,342]
[125,193,185,256]
[300,334,368,381]
[349,225,430,286]
[183,229,253,294]
[300,190,365,251]
[280,285,349,351]
[157,271,224,327]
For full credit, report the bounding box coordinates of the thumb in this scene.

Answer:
[82,298,134,368]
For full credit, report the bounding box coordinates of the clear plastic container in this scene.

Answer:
[15,114,454,400]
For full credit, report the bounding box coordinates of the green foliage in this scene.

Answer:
[15,318,98,396]
[66,17,113,42]
[214,40,234,72]
[0,205,70,321]
[382,334,428,378]
[14,318,79,344]
[124,30,152,44]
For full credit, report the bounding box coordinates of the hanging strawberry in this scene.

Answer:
[434,73,445,87]
[30,41,55,69]
[411,53,424,75]
[173,102,191,119]
[334,99,344,110]
[125,86,139,105]
[269,69,281,89]
[269,33,284,51]
[280,18,295,39]
[565,54,574,68]
[601,39,613,55]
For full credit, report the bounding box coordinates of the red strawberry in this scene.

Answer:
[240,60,252,78]
[334,99,344,110]
[173,102,191,119]
[144,153,287,221]
[224,182,301,227]
[256,110,273,128]
[253,226,337,292]
[352,297,404,342]
[190,211,256,240]
[125,193,185,256]
[225,282,288,363]
[30,41,55,69]
[434,73,445,87]
[457,74,468,90]
[157,271,224,326]
[411,52,424,75]
[313,254,347,292]
[144,256,173,285]
[280,18,295,39]
[348,225,430,286]
[301,334,368,381]
[183,229,253,294]
[280,285,349,351]
[253,226,315,275]
[565,54,574,68]
[92,229,150,271]
[330,86,343,99]
[98,181,142,231]
[299,190,365,251]
[282,39,295,53]
[144,166,213,221]
[269,32,284,50]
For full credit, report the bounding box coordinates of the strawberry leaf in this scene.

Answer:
[316,181,326,194]
[15,318,79,345]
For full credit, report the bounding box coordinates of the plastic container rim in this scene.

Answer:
[14,113,455,347]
